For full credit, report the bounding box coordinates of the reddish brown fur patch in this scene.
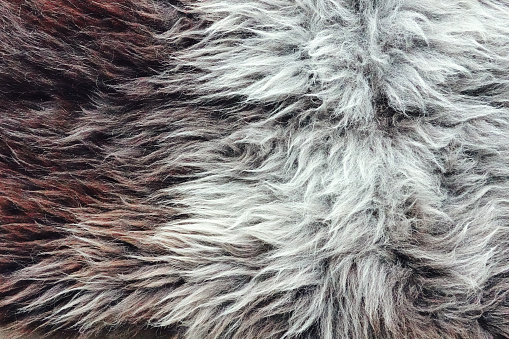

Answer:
[0,1,204,336]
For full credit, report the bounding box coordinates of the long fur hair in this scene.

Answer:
[1,0,509,338]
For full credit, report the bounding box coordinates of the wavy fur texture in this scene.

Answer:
[1,0,509,338]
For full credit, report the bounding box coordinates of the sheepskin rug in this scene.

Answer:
[1,0,509,338]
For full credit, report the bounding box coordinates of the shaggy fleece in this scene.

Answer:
[1,0,509,338]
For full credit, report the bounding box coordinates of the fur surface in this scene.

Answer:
[1,0,509,338]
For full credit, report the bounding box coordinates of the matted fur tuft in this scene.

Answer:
[1,0,509,338]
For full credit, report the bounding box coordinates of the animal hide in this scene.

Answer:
[1,0,509,338]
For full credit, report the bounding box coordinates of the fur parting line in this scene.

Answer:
[1,0,509,338]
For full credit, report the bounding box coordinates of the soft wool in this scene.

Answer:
[1,0,509,338]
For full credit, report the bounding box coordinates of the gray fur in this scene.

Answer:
[1,0,509,338]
